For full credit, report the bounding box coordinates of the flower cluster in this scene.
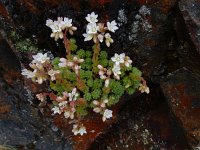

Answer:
[46,17,77,41]
[22,12,149,136]
[83,12,118,47]
[22,53,60,84]
[58,56,84,75]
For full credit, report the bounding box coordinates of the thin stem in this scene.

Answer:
[63,29,71,59]
[92,41,100,73]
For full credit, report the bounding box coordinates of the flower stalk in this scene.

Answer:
[92,41,100,72]
[63,29,71,59]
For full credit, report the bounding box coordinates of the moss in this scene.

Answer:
[10,31,39,52]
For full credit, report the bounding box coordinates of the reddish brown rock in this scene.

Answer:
[53,99,123,150]
[160,68,200,148]
[0,1,9,19]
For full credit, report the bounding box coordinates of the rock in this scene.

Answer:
[160,68,200,148]
[0,0,179,78]
[0,39,72,150]
[89,86,189,149]
[178,0,200,55]
[0,1,9,19]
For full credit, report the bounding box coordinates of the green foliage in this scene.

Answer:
[91,89,101,99]
[76,49,85,58]
[52,57,60,69]
[99,51,108,59]
[99,59,108,67]
[107,94,120,106]
[109,80,125,97]
[86,79,93,87]
[69,38,78,51]
[130,67,142,79]
[84,92,92,101]
[62,69,76,82]
[49,48,144,116]
[85,51,92,58]
[126,87,135,95]
[80,70,92,79]
[76,105,88,117]
[93,79,103,89]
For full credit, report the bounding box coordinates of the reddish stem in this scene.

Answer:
[63,29,71,59]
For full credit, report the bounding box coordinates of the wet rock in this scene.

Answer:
[178,0,200,54]
[160,68,200,148]
[0,39,72,150]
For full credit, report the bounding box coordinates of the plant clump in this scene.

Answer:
[21,12,149,136]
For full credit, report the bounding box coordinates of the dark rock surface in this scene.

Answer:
[0,0,178,78]
[179,0,200,54]
[0,39,72,150]
[90,86,189,149]
[160,68,200,148]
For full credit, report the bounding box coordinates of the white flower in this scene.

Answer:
[21,69,35,78]
[98,34,104,43]
[47,17,77,40]
[46,19,53,27]
[50,21,62,33]
[105,78,110,87]
[139,84,150,94]
[86,23,98,34]
[73,56,84,63]
[107,20,118,33]
[58,101,68,110]
[93,100,108,113]
[102,109,113,122]
[85,12,98,23]
[48,69,60,81]
[72,124,87,136]
[36,93,46,102]
[50,32,63,41]
[112,64,121,77]
[62,17,72,28]
[105,33,113,47]
[32,53,50,64]
[83,33,93,42]
[36,76,47,84]
[68,88,79,101]
[58,58,67,67]
[124,56,132,67]
[52,106,61,115]
[111,53,125,65]
[64,107,76,119]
